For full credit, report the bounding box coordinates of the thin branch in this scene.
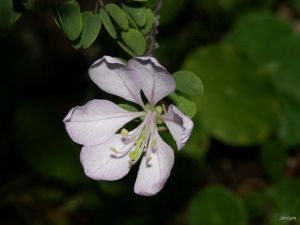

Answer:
[145,0,164,56]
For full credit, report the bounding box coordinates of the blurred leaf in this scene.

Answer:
[140,8,154,35]
[55,0,82,41]
[188,186,247,225]
[74,11,101,49]
[121,28,146,55]
[227,12,300,103]
[173,70,204,97]
[290,0,300,14]
[122,3,147,27]
[0,0,13,35]
[105,3,129,31]
[268,179,300,224]
[169,92,197,118]
[22,0,34,10]
[243,191,266,222]
[100,8,117,39]
[278,95,300,146]
[260,140,287,181]
[14,104,83,185]
[184,44,278,145]
[160,0,187,25]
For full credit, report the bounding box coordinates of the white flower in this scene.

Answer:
[64,56,193,196]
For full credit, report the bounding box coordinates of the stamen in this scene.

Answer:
[151,139,157,151]
[110,147,119,153]
[121,128,129,138]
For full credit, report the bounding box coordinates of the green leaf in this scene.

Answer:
[184,44,278,145]
[105,3,129,31]
[260,140,287,181]
[227,12,300,103]
[267,179,300,224]
[100,8,117,39]
[117,40,136,57]
[188,186,248,225]
[173,70,204,97]
[169,93,197,118]
[55,0,82,41]
[121,28,146,55]
[22,0,35,10]
[0,0,13,35]
[278,95,300,146]
[140,8,154,35]
[118,103,139,112]
[75,11,101,49]
[122,3,147,27]
[14,103,83,185]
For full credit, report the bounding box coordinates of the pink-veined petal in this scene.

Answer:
[80,135,133,180]
[128,57,175,106]
[63,99,143,146]
[134,123,174,196]
[162,105,193,150]
[89,56,144,106]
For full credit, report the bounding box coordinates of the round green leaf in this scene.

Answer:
[184,44,278,145]
[122,3,147,27]
[169,93,197,118]
[140,8,154,35]
[105,3,129,31]
[121,28,146,56]
[0,0,13,35]
[268,179,300,224]
[55,0,82,41]
[75,11,102,49]
[227,12,300,103]
[173,70,204,97]
[100,8,117,39]
[188,186,247,225]
[278,95,300,146]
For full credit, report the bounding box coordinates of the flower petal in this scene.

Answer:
[89,56,144,106]
[128,57,175,106]
[162,105,193,150]
[64,99,143,146]
[134,124,174,196]
[80,135,132,180]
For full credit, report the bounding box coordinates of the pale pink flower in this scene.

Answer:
[64,56,193,196]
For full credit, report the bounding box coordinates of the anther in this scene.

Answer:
[121,128,129,138]
[110,147,119,153]
[151,139,158,151]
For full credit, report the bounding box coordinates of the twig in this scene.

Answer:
[145,0,164,56]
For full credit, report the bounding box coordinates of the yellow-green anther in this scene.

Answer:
[121,128,129,138]
[110,147,118,153]
[128,130,146,161]
[129,149,139,161]
[151,139,157,150]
